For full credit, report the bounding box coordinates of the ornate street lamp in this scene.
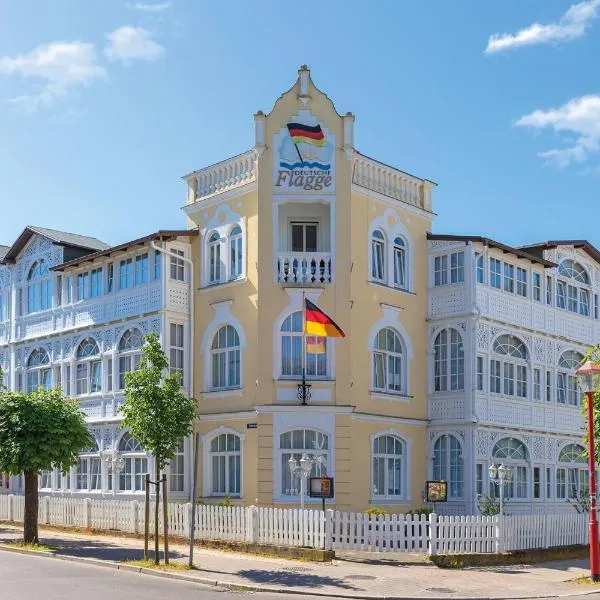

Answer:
[488,462,512,516]
[288,453,314,509]
[576,360,600,582]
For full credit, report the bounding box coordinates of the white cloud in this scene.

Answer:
[126,2,172,11]
[516,95,600,168]
[0,41,105,112]
[104,26,164,62]
[485,0,600,53]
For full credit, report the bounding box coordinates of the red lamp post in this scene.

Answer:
[575,360,600,583]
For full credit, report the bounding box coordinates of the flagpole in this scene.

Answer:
[302,291,307,406]
[293,141,303,165]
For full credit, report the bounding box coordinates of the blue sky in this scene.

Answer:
[0,1,598,249]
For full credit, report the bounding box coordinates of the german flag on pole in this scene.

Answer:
[304,299,345,338]
[287,123,327,147]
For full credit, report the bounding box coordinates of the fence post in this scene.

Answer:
[184,502,191,540]
[130,501,138,534]
[427,513,437,556]
[495,514,504,553]
[7,494,13,522]
[324,509,334,551]
[246,505,259,543]
[84,498,92,529]
[43,496,50,525]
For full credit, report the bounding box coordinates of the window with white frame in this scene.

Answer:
[503,263,514,293]
[229,227,243,280]
[169,440,185,493]
[433,328,464,391]
[280,429,328,497]
[533,273,542,302]
[118,328,144,389]
[557,350,583,406]
[170,249,185,282]
[205,225,244,286]
[393,237,407,289]
[491,335,528,398]
[77,271,90,300]
[434,251,464,287]
[433,435,463,499]
[556,260,591,316]
[153,251,161,281]
[556,444,588,499]
[209,433,241,496]
[77,440,101,491]
[475,253,484,284]
[476,356,484,391]
[516,267,528,297]
[211,325,241,390]
[135,253,149,286]
[40,470,52,490]
[106,264,114,294]
[372,434,405,499]
[280,312,327,379]
[491,438,529,499]
[117,433,148,492]
[372,327,405,394]
[26,348,51,393]
[489,258,501,289]
[119,257,133,290]
[75,338,102,395]
[26,260,53,314]
[533,368,541,401]
[371,230,385,282]
[169,323,184,381]
[434,255,448,287]
[208,231,223,284]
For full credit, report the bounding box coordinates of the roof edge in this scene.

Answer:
[520,240,600,266]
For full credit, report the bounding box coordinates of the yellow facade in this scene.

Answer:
[184,67,435,512]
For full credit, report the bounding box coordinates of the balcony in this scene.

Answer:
[277,252,332,284]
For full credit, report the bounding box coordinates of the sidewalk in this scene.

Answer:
[0,524,594,599]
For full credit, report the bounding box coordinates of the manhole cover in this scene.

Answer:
[425,588,455,594]
[346,575,377,581]
[282,567,313,573]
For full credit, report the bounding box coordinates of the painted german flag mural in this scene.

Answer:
[304,299,345,338]
[286,122,327,147]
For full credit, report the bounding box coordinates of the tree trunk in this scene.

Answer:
[154,463,160,564]
[24,471,39,544]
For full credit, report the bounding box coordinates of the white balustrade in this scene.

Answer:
[353,154,423,208]
[192,150,257,200]
[277,252,332,284]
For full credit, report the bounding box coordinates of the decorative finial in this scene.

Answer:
[256,110,264,115]
[300,64,309,70]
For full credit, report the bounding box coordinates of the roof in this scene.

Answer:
[0,245,9,262]
[427,233,557,267]
[53,229,199,271]
[519,240,600,266]
[2,226,109,264]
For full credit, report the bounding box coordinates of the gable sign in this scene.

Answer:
[273,111,335,193]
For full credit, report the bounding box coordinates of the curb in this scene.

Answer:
[0,544,598,600]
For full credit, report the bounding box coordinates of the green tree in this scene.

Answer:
[119,332,196,564]
[0,388,92,543]
[581,344,600,460]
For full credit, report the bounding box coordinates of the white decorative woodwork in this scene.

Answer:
[429,286,468,318]
[277,252,332,284]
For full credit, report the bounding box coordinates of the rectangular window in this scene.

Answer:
[66,365,71,396]
[556,281,566,309]
[77,272,90,301]
[76,363,88,395]
[106,263,114,293]
[56,275,62,307]
[546,370,551,402]
[475,253,484,284]
[557,468,566,499]
[557,372,566,404]
[490,258,501,289]
[503,263,514,293]
[567,284,578,313]
[65,276,72,304]
[516,466,527,499]
[476,356,484,391]
[595,294,599,319]
[170,249,185,281]
[533,273,541,302]
[170,323,184,380]
[516,365,527,398]
[154,250,161,280]
[546,467,552,499]
[503,362,515,396]
[476,463,483,495]
[119,258,133,290]
[0,295,4,321]
[77,459,88,490]
[580,289,590,317]
[490,360,501,393]
[546,276,553,305]
[450,251,464,284]
[90,458,101,490]
[533,467,541,499]
[90,268,103,298]
[135,253,149,285]
[434,255,448,287]
[533,368,541,401]
[107,359,113,392]
[516,267,528,297]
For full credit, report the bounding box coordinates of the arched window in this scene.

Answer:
[208,231,223,284]
[393,237,406,289]
[490,335,528,398]
[117,433,147,492]
[280,311,326,379]
[229,226,243,280]
[491,438,529,499]
[556,444,587,500]
[118,328,144,390]
[372,434,405,499]
[557,351,583,406]
[75,338,101,395]
[26,348,51,393]
[433,435,463,499]
[26,260,53,314]
[279,429,328,496]
[211,325,241,390]
[371,230,385,282]
[557,260,591,316]
[209,433,241,496]
[433,329,464,391]
[77,439,101,492]
[372,327,404,394]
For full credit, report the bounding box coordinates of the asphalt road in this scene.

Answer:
[0,551,316,600]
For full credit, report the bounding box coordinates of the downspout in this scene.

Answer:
[150,239,195,502]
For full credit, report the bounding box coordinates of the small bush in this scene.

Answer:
[365,507,388,517]
[407,507,433,517]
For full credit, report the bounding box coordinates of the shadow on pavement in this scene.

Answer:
[236,568,359,590]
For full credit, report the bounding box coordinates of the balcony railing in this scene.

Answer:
[277,253,332,284]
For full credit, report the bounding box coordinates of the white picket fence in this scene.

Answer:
[0,494,591,554]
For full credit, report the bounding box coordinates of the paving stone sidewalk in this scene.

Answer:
[0,525,594,599]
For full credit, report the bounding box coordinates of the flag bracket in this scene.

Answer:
[297,380,312,405]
